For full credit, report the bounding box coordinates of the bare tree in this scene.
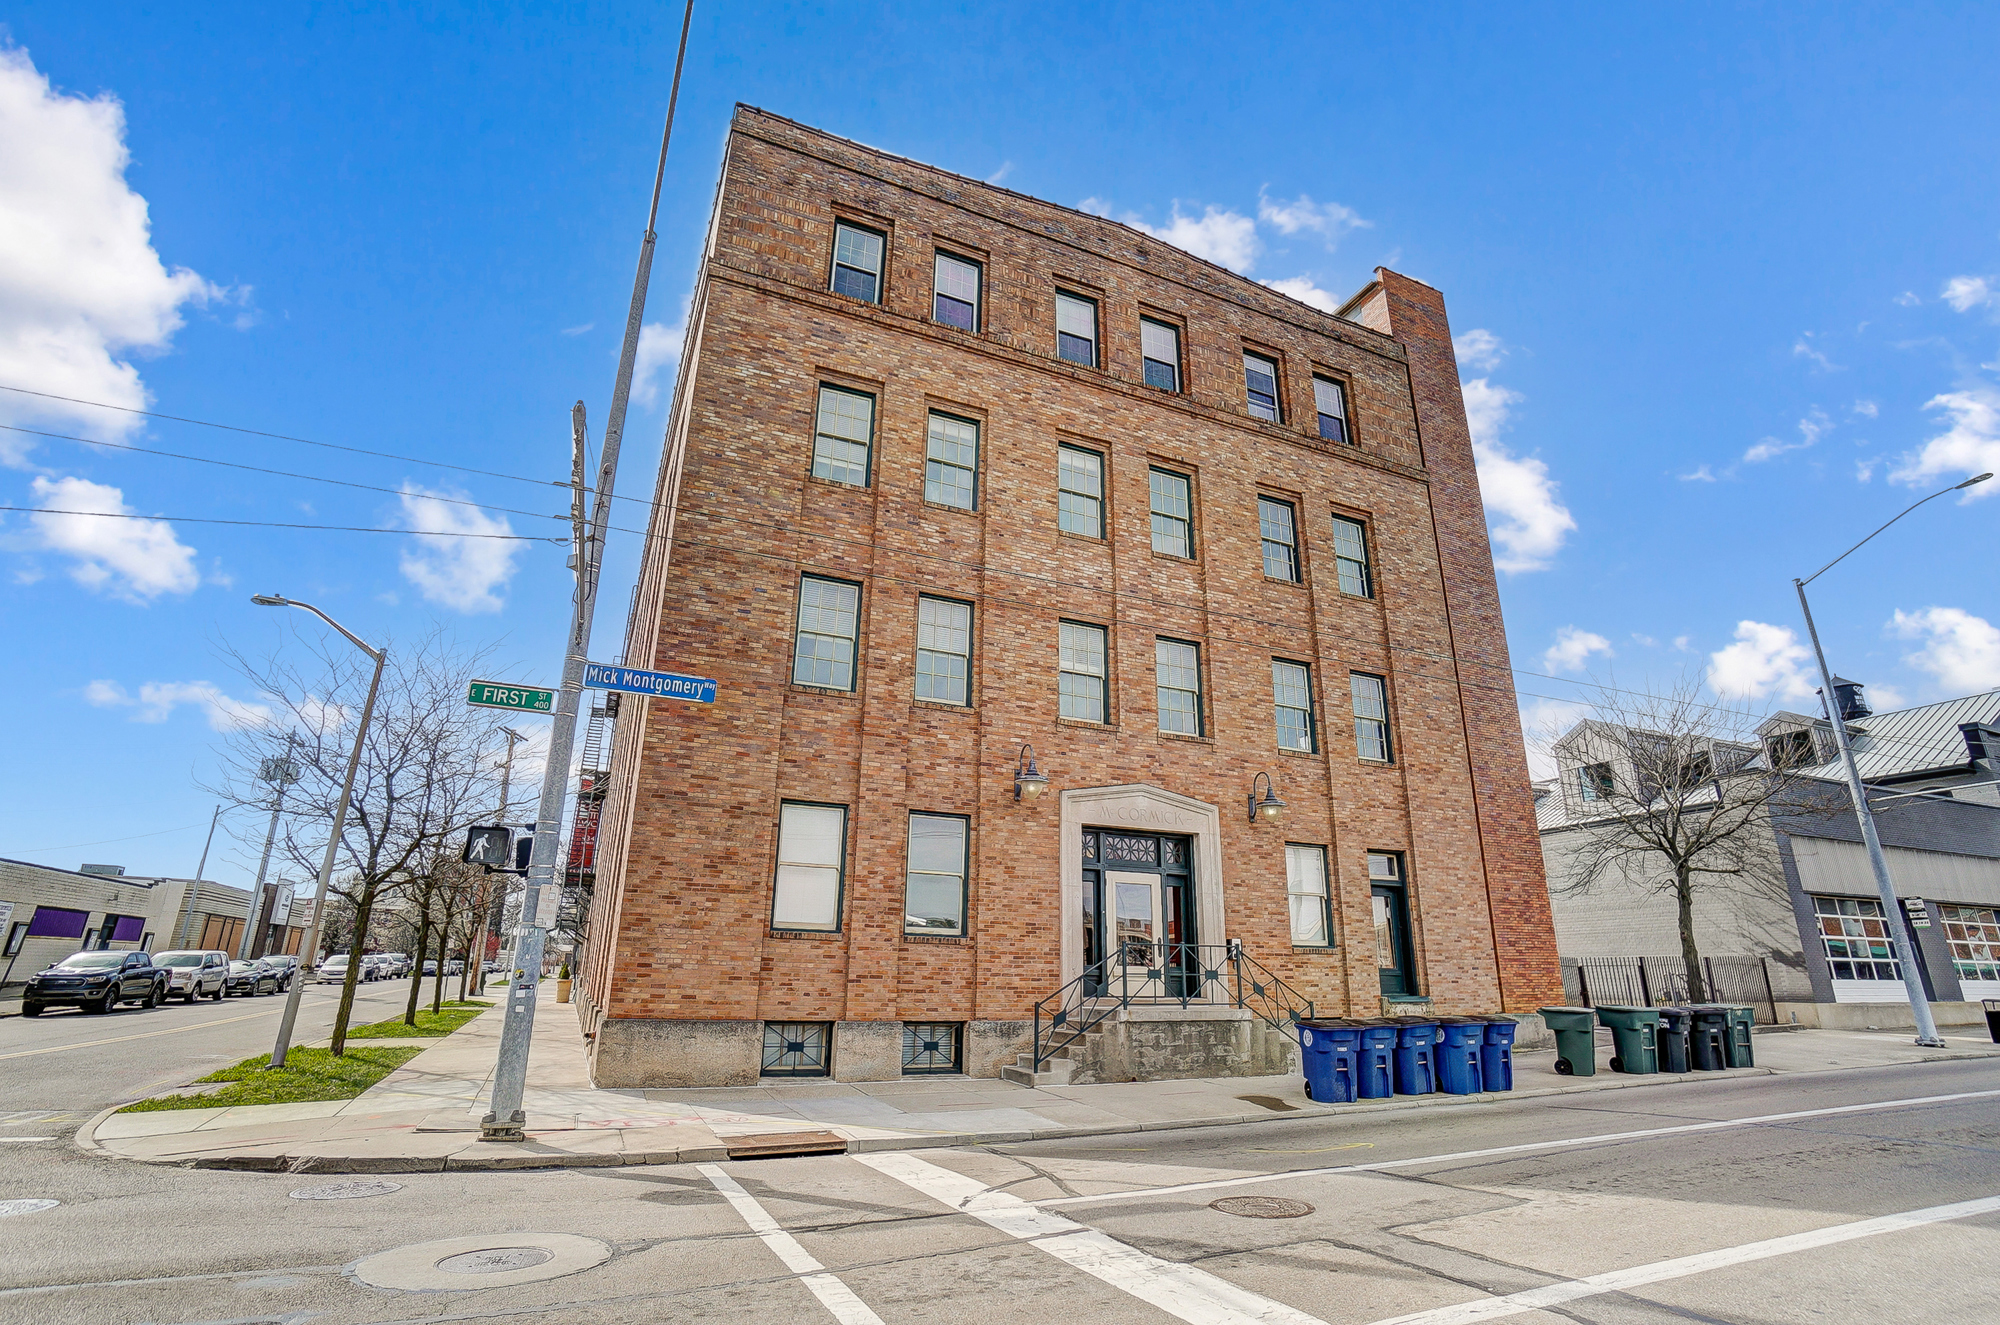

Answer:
[210,627,511,1053]
[1539,677,1831,1002]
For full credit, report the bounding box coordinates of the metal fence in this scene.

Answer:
[1561,955,1781,1023]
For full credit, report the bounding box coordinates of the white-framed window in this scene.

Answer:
[915,596,972,706]
[1259,496,1300,581]
[1060,621,1109,723]
[793,576,861,690]
[1141,317,1181,391]
[925,412,979,510]
[1245,351,1281,422]
[1287,844,1331,946]
[904,813,969,936]
[1331,515,1372,597]
[1814,895,1903,990]
[831,222,885,303]
[1351,672,1392,762]
[1943,904,2000,992]
[1149,467,1193,557]
[1273,659,1315,753]
[773,802,847,932]
[934,251,981,330]
[1156,638,1203,736]
[812,385,874,487]
[1058,444,1104,537]
[1056,291,1098,366]
[1314,376,1349,443]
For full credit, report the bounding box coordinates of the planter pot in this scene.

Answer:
[555,978,573,1004]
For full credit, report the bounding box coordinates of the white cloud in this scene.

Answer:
[1126,204,1260,273]
[1543,626,1613,674]
[632,319,685,409]
[1255,190,1369,248]
[1708,620,1816,701]
[1452,328,1505,372]
[1941,275,1996,314]
[1851,399,1879,419]
[1792,334,1838,372]
[396,483,520,613]
[1260,276,1341,313]
[28,474,198,600]
[985,161,1014,186]
[84,678,271,730]
[1519,696,1594,780]
[1744,409,1830,464]
[1680,464,1717,482]
[0,44,227,463]
[1890,607,2000,694]
[560,323,593,337]
[1894,290,1921,307]
[1461,377,1576,572]
[1866,683,1907,711]
[1076,196,1112,218]
[1888,387,2000,499]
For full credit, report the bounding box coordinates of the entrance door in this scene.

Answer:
[1373,887,1413,996]
[1107,870,1167,997]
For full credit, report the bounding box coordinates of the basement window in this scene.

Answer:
[761,1021,832,1077]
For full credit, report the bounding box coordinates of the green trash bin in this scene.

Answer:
[1594,1004,1661,1074]
[1538,1006,1597,1076]
[1721,1005,1756,1067]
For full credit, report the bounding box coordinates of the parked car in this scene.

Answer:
[445,959,464,976]
[362,955,391,981]
[21,950,166,1016]
[152,949,230,1003]
[316,953,352,984]
[377,952,411,977]
[223,959,281,997]
[421,959,438,976]
[262,955,300,989]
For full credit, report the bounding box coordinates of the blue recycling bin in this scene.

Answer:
[1480,1019,1517,1092]
[1390,1018,1439,1095]
[1356,1019,1398,1099]
[1435,1018,1486,1095]
[1295,1020,1362,1104]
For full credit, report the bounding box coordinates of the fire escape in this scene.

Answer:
[561,694,616,944]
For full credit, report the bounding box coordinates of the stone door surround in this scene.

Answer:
[1059,783,1227,996]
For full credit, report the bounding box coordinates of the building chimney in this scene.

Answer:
[1831,677,1871,721]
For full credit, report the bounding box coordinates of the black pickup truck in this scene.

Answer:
[22,950,166,1015]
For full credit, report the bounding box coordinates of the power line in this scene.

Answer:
[4,506,561,542]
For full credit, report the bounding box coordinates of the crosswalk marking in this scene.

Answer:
[697,1164,885,1325]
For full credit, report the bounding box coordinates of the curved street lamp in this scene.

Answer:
[1793,472,1989,1049]
[252,594,387,1069]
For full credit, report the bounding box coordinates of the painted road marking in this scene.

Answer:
[0,1137,54,1143]
[0,1009,281,1060]
[1365,1193,2000,1325]
[698,1165,885,1325]
[857,1150,1329,1325]
[1041,1086,2000,1209]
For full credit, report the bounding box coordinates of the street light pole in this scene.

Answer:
[252,594,388,1070]
[466,726,525,998]
[177,805,225,949]
[1793,471,1989,1049]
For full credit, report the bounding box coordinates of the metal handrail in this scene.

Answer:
[1030,941,1317,1071]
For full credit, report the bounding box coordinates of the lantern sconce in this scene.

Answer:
[1013,743,1050,802]
[1248,771,1286,824]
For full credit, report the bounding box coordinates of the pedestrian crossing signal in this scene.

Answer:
[463,825,510,866]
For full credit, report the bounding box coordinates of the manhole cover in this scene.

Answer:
[436,1246,556,1274]
[1210,1196,1314,1219]
[291,1180,404,1201]
[0,1199,59,1218]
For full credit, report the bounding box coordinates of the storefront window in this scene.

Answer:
[1942,904,2000,992]
[1813,895,1901,981]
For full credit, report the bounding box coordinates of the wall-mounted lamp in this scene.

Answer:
[1248,771,1286,824]
[1014,744,1050,801]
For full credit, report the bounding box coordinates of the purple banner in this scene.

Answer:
[27,907,88,940]
[110,915,145,942]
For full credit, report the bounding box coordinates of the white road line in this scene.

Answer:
[856,1150,1329,1325]
[1040,1086,2000,1209]
[0,1009,283,1060]
[1364,1193,2000,1325]
[0,1137,53,1143]
[697,1164,886,1325]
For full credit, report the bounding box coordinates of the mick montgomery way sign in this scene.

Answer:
[466,680,556,713]
[582,662,718,703]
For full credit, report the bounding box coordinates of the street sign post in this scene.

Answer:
[466,680,556,714]
[581,662,717,703]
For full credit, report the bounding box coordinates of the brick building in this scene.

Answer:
[576,107,1559,1087]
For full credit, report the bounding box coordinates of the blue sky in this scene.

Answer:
[3,3,1997,886]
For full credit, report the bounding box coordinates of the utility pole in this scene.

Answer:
[241,734,299,960]
[177,805,224,949]
[467,726,526,998]
[480,4,694,1142]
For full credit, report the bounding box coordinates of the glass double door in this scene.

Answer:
[1082,830,1196,998]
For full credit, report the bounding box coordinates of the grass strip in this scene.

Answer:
[117,1045,422,1112]
[347,999,492,1039]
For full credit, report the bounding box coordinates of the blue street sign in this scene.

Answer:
[582,662,718,703]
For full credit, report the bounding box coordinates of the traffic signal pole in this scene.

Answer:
[479,8,693,1139]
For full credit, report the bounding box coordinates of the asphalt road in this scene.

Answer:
[0,974,425,1116]
[1,1053,1996,1323]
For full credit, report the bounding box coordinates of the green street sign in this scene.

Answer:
[467,680,555,714]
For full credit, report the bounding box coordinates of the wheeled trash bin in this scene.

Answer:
[1539,1006,1597,1076]
[1656,1007,1692,1073]
[1687,1005,1728,1070]
[1721,1005,1756,1067]
[1594,1005,1661,1074]
[1295,1020,1363,1104]
[1390,1018,1440,1095]
[1480,1018,1517,1092]
[1434,1018,1487,1095]
[1356,1020,1398,1099]
[1985,999,2000,1046]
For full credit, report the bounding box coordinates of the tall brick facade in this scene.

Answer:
[577,107,1560,1087]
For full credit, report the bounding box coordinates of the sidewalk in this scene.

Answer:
[77,995,2000,1174]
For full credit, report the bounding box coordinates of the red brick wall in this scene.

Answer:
[580,107,1559,1035]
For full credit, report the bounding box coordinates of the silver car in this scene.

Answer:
[152,950,230,1003]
